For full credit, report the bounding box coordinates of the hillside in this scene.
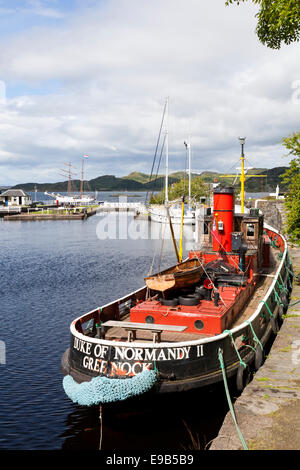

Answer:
[121,172,155,184]
[9,167,289,193]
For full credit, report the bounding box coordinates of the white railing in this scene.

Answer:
[102,202,146,209]
[0,206,22,213]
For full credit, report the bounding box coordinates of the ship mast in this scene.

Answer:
[184,135,192,211]
[80,155,88,199]
[165,97,169,204]
[59,162,77,196]
[188,135,191,211]
[219,138,266,214]
[239,137,246,214]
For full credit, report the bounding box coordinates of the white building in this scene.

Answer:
[0,189,32,206]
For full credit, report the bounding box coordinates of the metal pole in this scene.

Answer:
[240,140,245,214]
[188,134,191,212]
[165,97,169,204]
[80,158,84,198]
[99,404,103,450]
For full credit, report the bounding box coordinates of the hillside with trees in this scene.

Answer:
[10,167,288,193]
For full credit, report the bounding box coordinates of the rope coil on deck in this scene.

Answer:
[63,370,157,406]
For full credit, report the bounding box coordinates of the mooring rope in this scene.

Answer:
[245,320,263,352]
[223,329,246,369]
[260,299,274,319]
[218,348,248,450]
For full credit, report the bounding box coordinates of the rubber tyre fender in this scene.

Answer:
[236,364,251,392]
[278,304,285,320]
[178,295,199,306]
[254,347,265,371]
[160,298,178,306]
[270,316,279,334]
[280,292,289,308]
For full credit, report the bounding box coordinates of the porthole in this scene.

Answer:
[145,315,155,324]
[194,320,204,330]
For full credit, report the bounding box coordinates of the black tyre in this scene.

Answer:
[236,364,251,392]
[278,304,285,320]
[281,292,289,307]
[287,277,293,292]
[254,346,265,371]
[270,316,279,334]
[160,298,178,306]
[178,295,199,306]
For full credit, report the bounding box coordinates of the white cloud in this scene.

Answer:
[0,0,299,184]
[26,0,66,19]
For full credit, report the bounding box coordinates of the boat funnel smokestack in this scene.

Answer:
[212,187,235,252]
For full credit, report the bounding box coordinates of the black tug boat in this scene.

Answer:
[61,187,293,405]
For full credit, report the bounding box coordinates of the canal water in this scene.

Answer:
[0,192,233,450]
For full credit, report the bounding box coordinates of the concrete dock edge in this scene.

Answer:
[210,244,300,450]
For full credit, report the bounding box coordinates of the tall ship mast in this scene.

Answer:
[45,155,95,205]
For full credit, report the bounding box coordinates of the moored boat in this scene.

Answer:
[149,205,195,225]
[144,258,203,293]
[61,186,293,406]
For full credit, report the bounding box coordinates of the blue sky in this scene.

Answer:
[0,0,299,185]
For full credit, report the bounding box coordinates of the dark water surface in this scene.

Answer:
[0,203,229,450]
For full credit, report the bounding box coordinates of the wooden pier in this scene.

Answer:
[3,207,97,221]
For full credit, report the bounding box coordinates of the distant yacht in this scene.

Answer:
[149,204,195,225]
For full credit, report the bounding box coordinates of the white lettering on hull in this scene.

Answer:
[74,336,205,377]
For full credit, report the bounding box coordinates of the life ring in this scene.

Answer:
[254,346,265,371]
[236,363,251,392]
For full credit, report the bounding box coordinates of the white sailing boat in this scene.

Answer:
[148,99,195,225]
[45,156,96,206]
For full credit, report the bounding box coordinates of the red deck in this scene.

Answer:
[130,285,246,336]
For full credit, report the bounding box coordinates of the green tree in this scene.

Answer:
[149,176,209,205]
[226,0,300,49]
[281,131,300,245]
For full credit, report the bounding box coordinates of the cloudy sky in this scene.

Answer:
[0,0,299,185]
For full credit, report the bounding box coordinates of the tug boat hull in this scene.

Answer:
[61,223,292,395]
[62,184,293,405]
